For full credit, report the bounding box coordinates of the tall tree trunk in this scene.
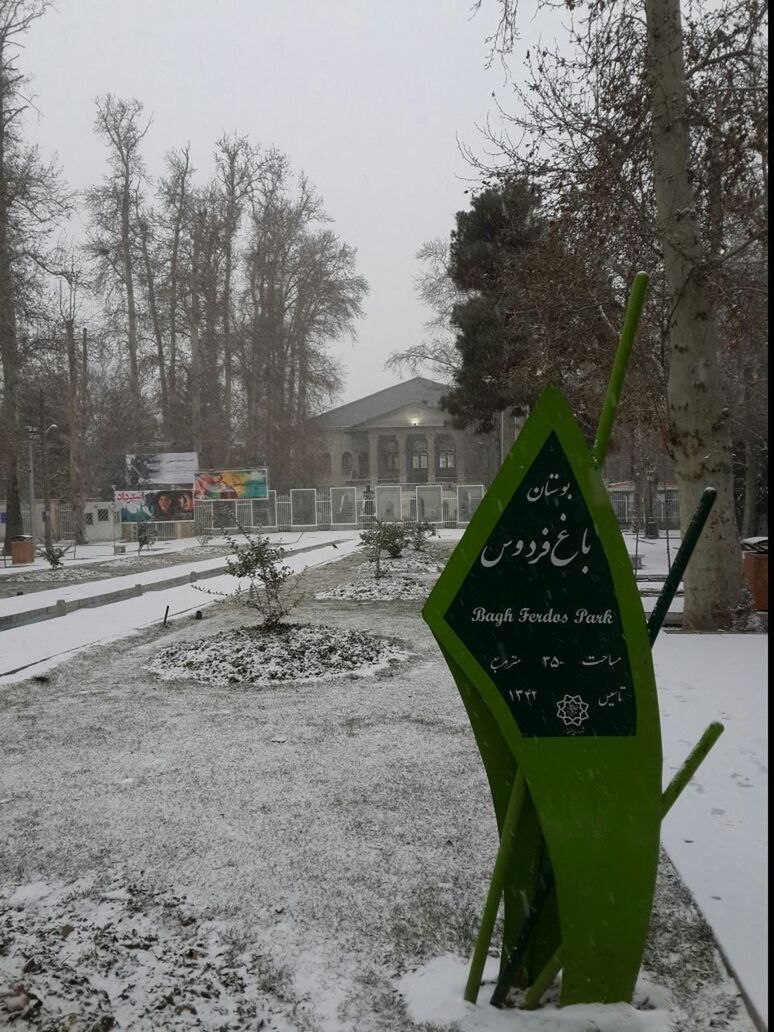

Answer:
[0,89,22,551]
[121,170,141,432]
[189,229,203,463]
[223,235,234,464]
[167,146,190,427]
[64,316,87,545]
[741,437,759,539]
[645,0,745,629]
[80,328,90,500]
[138,217,169,434]
[741,362,759,538]
[39,391,53,553]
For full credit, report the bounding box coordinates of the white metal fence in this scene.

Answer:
[191,485,486,535]
[18,484,683,543]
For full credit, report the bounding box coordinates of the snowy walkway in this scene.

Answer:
[654,632,768,1027]
[0,530,360,626]
[0,536,360,680]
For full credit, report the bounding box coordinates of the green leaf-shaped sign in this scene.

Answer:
[423,387,663,1005]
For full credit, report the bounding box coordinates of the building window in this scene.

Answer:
[438,448,455,470]
[384,440,399,472]
[342,452,353,477]
[358,452,369,477]
[319,452,332,477]
[411,440,428,470]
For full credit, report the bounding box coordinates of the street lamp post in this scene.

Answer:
[645,467,659,539]
[41,423,58,552]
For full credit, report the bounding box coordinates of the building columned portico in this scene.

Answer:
[308,377,499,490]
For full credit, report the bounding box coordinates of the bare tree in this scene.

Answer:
[239,158,366,487]
[1,0,70,552]
[469,0,766,628]
[216,133,260,462]
[158,144,193,428]
[57,260,87,544]
[86,95,151,437]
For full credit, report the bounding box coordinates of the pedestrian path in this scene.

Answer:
[0,537,361,681]
[0,532,359,629]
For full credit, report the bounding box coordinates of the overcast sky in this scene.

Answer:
[22,1,555,406]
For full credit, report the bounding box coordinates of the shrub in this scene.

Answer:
[37,543,68,568]
[408,520,437,551]
[359,519,409,578]
[224,529,301,630]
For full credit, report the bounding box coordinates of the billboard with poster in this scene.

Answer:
[416,484,444,524]
[114,488,194,522]
[330,486,357,525]
[194,468,268,501]
[126,452,198,487]
[375,485,401,522]
[144,489,194,521]
[290,488,317,526]
[114,490,148,523]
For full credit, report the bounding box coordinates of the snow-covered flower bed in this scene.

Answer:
[365,549,446,577]
[316,574,430,601]
[148,624,409,686]
[314,545,446,601]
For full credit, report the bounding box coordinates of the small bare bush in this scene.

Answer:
[225,529,302,631]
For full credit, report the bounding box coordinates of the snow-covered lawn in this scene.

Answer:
[0,539,765,1031]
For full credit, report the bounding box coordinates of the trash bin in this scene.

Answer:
[10,535,34,565]
[741,537,768,612]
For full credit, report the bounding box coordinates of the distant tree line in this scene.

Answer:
[1,1,367,551]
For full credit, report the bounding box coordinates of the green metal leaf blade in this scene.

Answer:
[424,386,663,1005]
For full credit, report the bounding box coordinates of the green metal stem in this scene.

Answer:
[464,772,526,1003]
[591,271,649,469]
[491,844,554,1008]
[648,487,717,644]
[522,950,562,1009]
[662,722,724,815]
[520,721,725,1010]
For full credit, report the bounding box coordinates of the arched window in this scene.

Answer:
[411,439,428,470]
[319,452,332,477]
[436,435,456,471]
[438,447,455,470]
[342,452,353,477]
[383,439,399,472]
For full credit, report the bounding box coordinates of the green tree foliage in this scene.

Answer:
[441,179,541,433]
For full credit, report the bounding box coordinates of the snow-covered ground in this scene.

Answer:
[0,527,767,1030]
[653,633,768,1027]
[0,534,209,575]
